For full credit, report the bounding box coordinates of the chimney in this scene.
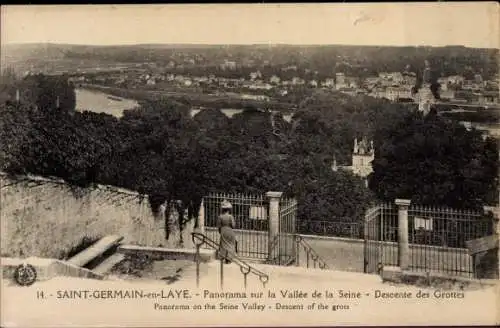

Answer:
[56,96,60,108]
[15,89,20,102]
[354,138,359,154]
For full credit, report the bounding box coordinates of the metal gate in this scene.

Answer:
[270,197,297,265]
[364,205,381,273]
[202,193,269,260]
[363,203,399,274]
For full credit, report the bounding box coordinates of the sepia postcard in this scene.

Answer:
[1,3,499,327]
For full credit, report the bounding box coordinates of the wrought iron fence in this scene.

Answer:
[364,202,494,278]
[271,197,297,266]
[407,205,493,277]
[364,204,382,274]
[202,192,269,260]
[297,219,363,239]
[378,203,399,267]
[200,191,495,279]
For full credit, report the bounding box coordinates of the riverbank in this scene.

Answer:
[78,84,295,112]
[75,88,139,117]
[439,109,500,138]
[440,108,500,124]
[75,87,293,121]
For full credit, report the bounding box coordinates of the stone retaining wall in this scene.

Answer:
[1,173,195,259]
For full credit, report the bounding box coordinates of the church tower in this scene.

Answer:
[417,60,435,115]
[351,137,374,178]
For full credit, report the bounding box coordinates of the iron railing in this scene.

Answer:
[267,235,295,266]
[363,204,385,274]
[407,205,493,278]
[191,231,269,290]
[363,202,494,278]
[277,198,298,264]
[294,235,329,270]
[297,220,363,239]
[202,193,269,260]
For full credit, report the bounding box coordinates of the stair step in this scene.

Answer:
[67,235,124,267]
[93,253,126,275]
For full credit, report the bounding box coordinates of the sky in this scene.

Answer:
[1,3,498,48]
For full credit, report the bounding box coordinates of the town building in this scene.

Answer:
[416,83,435,115]
[269,75,281,85]
[384,87,413,101]
[250,71,262,81]
[332,137,374,186]
[351,137,375,178]
[322,78,335,88]
[220,60,237,71]
[335,72,346,89]
[416,61,435,115]
[478,91,499,105]
[291,77,305,85]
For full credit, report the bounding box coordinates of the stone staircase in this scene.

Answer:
[2,235,124,283]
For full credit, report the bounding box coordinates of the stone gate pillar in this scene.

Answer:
[484,206,500,279]
[496,213,500,279]
[395,199,411,270]
[497,212,500,279]
[266,191,282,261]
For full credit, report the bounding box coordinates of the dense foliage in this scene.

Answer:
[1,74,497,243]
[369,111,499,209]
[1,73,76,112]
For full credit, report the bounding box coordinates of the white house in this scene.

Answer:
[270,75,281,85]
[331,137,374,187]
[322,78,335,88]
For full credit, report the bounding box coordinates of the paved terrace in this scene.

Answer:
[2,262,498,327]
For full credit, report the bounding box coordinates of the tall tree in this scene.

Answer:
[369,111,499,209]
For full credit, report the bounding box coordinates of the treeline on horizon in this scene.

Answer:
[0,74,498,240]
[4,43,498,81]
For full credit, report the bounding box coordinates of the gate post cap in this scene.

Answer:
[395,199,411,207]
[266,191,283,199]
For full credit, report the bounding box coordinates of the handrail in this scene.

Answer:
[267,235,295,266]
[191,232,269,289]
[295,235,329,270]
[267,235,279,264]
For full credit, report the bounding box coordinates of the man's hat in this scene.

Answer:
[221,199,232,209]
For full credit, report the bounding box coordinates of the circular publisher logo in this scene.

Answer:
[13,264,37,286]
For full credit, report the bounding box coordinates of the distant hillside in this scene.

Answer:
[2,42,498,79]
[2,43,69,61]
